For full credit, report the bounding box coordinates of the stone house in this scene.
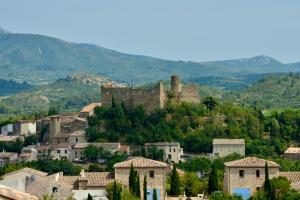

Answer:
[223,157,300,199]
[213,139,245,158]
[68,130,87,144]
[13,120,36,136]
[19,145,38,162]
[1,124,13,135]
[79,102,101,118]
[284,147,300,160]
[52,143,74,160]
[0,152,18,166]
[114,157,168,200]
[144,142,184,163]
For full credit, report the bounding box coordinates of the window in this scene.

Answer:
[169,149,172,153]
[256,170,260,178]
[256,187,260,191]
[65,149,67,154]
[76,137,78,143]
[149,170,155,178]
[168,154,172,159]
[239,170,244,178]
[57,150,60,154]
[173,148,176,152]
[64,138,67,142]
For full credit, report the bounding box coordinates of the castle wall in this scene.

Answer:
[101,82,166,113]
[180,85,200,103]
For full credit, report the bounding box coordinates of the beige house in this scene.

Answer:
[68,130,87,144]
[0,152,18,166]
[213,139,245,158]
[145,142,183,163]
[114,157,168,200]
[284,147,300,160]
[79,102,101,118]
[13,120,36,136]
[223,157,300,198]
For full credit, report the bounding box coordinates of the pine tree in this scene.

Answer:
[153,188,158,200]
[170,164,180,196]
[143,175,147,200]
[136,174,141,197]
[208,163,219,194]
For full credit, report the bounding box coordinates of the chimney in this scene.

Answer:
[78,169,88,190]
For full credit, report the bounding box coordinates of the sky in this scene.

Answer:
[0,0,300,63]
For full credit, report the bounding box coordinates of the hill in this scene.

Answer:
[0,79,32,96]
[1,27,300,85]
[0,74,123,115]
[224,73,300,109]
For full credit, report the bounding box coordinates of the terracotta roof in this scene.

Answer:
[19,152,32,158]
[3,167,48,178]
[0,135,22,142]
[279,172,300,183]
[213,139,245,145]
[26,177,73,200]
[0,152,17,158]
[80,103,101,113]
[114,157,168,168]
[69,130,85,136]
[145,142,180,146]
[74,143,121,150]
[119,145,130,153]
[224,157,280,168]
[0,184,38,200]
[284,147,300,154]
[51,143,74,149]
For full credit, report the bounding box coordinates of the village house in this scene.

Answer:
[0,135,23,143]
[72,142,130,161]
[52,143,74,160]
[0,184,38,200]
[145,142,184,163]
[114,157,168,200]
[1,124,13,135]
[13,120,36,136]
[0,167,48,193]
[68,130,87,144]
[284,147,300,160]
[223,157,300,199]
[79,102,101,118]
[212,139,245,158]
[19,145,38,162]
[0,152,18,166]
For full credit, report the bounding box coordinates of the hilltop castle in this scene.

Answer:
[101,75,200,113]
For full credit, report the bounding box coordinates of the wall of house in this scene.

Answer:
[69,135,87,144]
[213,144,245,157]
[223,166,279,197]
[145,144,183,163]
[115,167,166,200]
[180,85,200,103]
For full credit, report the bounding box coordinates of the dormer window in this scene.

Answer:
[52,187,58,193]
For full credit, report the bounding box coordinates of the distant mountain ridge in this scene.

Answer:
[1,27,300,84]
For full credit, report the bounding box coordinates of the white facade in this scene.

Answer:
[145,142,184,163]
[1,124,13,135]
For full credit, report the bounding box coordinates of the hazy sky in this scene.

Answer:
[0,0,300,63]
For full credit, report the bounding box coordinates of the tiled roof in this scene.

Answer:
[224,157,280,168]
[279,172,300,183]
[26,177,73,200]
[213,139,245,145]
[114,157,168,168]
[3,167,48,178]
[0,184,38,200]
[80,103,101,112]
[74,142,121,150]
[145,142,180,146]
[69,130,85,136]
[0,135,22,142]
[0,152,17,158]
[284,147,300,154]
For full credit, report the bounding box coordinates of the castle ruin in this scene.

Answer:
[101,75,200,113]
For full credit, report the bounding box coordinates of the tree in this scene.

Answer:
[129,163,135,193]
[170,164,180,196]
[83,145,99,162]
[113,181,121,200]
[143,175,147,200]
[88,163,104,172]
[263,162,275,200]
[87,193,93,200]
[184,172,202,197]
[208,164,219,193]
[153,188,158,200]
[136,174,141,198]
[203,97,218,110]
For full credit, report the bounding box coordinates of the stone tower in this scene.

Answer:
[171,75,182,97]
[49,116,61,139]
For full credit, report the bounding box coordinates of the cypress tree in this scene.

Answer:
[87,193,93,200]
[264,162,275,200]
[143,175,147,200]
[112,96,116,108]
[153,188,158,200]
[129,163,135,193]
[170,164,180,196]
[136,174,141,197]
[208,163,219,194]
[113,181,118,200]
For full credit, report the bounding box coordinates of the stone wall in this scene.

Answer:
[180,85,200,103]
[101,82,166,113]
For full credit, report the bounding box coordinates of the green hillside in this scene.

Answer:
[0,79,32,96]
[224,73,300,109]
[1,27,300,85]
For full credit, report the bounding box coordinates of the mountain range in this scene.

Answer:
[1,27,300,85]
